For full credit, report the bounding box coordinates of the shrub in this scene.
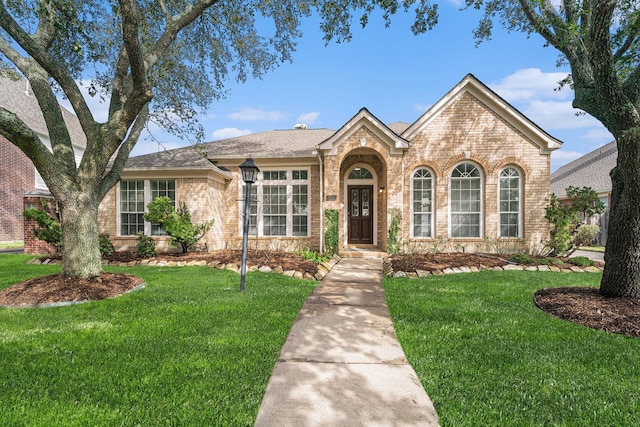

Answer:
[387,210,402,255]
[136,232,156,258]
[509,253,535,264]
[324,209,339,256]
[99,234,115,257]
[295,248,330,263]
[144,197,213,253]
[574,225,600,247]
[568,256,594,267]
[23,199,62,251]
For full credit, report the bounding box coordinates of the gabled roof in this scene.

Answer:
[550,141,616,197]
[316,108,410,156]
[0,76,86,148]
[401,74,562,154]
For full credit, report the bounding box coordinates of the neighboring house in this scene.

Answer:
[0,76,86,249]
[98,74,562,255]
[550,141,617,245]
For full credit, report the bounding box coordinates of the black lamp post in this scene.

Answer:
[239,157,259,292]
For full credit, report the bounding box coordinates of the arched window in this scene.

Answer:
[450,163,482,238]
[499,167,521,238]
[412,168,433,238]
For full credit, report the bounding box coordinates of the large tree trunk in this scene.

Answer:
[600,127,640,298]
[60,197,102,279]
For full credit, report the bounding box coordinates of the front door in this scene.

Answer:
[348,185,373,244]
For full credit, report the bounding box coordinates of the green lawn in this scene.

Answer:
[385,271,640,426]
[0,254,316,426]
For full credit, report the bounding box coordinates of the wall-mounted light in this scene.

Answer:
[379,186,385,194]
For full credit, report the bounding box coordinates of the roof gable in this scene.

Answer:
[401,74,562,154]
[317,108,410,156]
[0,76,86,149]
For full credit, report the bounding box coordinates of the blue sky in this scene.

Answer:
[66,2,614,171]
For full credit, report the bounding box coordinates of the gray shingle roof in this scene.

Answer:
[550,141,617,196]
[0,76,86,147]
[204,128,335,159]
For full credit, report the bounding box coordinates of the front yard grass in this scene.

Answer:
[0,254,316,426]
[385,271,640,426]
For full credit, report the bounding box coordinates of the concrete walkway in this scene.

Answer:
[254,257,439,427]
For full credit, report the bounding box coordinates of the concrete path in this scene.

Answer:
[254,257,439,427]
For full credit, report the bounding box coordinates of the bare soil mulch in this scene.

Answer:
[1,251,638,338]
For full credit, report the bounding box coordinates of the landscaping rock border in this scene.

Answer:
[383,259,604,278]
[29,254,344,281]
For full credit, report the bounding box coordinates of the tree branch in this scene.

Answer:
[99,104,150,200]
[0,3,97,134]
[517,0,561,49]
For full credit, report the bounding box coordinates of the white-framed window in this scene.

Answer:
[411,168,434,238]
[240,169,310,237]
[118,179,176,236]
[450,163,482,238]
[499,167,521,238]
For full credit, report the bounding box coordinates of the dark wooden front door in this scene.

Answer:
[348,185,373,244]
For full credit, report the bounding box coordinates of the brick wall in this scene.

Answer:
[0,137,34,241]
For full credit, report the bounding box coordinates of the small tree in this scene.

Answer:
[144,197,213,254]
[23,199,62,252]
[545,186,605,256]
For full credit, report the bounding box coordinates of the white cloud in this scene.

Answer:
[524,100,602,130]
[413,104,432,112]
[296,112,320,125]
[227,108,287,121]
[445,0,464,7]
[581,128,614,143]
[490,68,571,102]
[211,127,252,140]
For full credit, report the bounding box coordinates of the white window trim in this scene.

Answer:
[238,168,311,238]
[117,179,176,237]
[498,166,523,239]
[410,167,435,238]
[449,162,484,239]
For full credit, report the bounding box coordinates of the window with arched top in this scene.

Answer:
[450,163,482,238]
[348,167,373,180]
[411,168,433,238]
[499,167,521,238]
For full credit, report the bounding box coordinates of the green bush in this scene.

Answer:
[144,197,213,253]
[324,209,339,256]
[99,234,115,257]
[23,199,62,251]
[568,256,594,267]
[136,232,156,258]
[509,253,535,264]
[387,210,402,255]
[574,224,600,247]
[295,247,330,263]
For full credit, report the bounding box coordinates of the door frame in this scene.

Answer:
[343,164,378,247]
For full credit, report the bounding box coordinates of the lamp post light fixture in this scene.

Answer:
[239,157,259,292]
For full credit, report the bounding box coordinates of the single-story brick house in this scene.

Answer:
[98,74,562,254]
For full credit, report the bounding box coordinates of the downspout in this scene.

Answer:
[317,149,324,254]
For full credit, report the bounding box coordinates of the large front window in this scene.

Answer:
[412,168,433,238]
[241,169,309,237]
[499,167,521,238]
[119,179,176,236]
[450,163,482,238]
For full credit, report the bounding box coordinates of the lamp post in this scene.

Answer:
[239,158,259,292]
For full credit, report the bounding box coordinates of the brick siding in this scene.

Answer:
[0,137,34,241]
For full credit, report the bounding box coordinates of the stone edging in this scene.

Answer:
[29,254,344,281]
[383,260,604,278]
